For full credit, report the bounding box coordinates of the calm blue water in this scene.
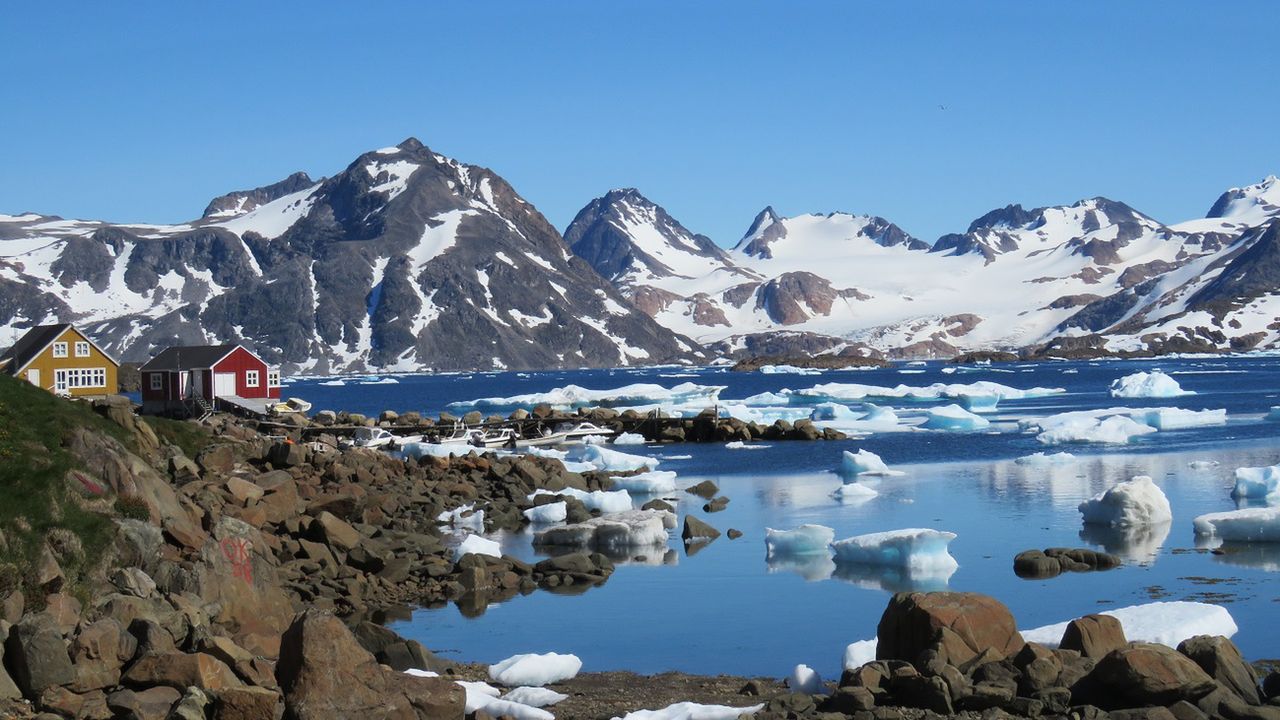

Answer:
[283,358,1280,677]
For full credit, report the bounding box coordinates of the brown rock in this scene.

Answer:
[1177,635,1261,705]
[1080,643,1217,709]
[214,686,280,720]
[122,651,243,692]
[275,609,464,720]
[43,593,81,635]
[1061,614,1127,659]
[226,477,265,505]
[877,592,1025,667]
[192,517,294,649]
[69,619,136,692]
[311,511,362,552]
[5,611,75,697]
[107,686,182,719]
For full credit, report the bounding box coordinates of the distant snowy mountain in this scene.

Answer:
[0,139,701,372]
[568,178,1280,358]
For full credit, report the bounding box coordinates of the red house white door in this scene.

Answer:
[214,372,237,398]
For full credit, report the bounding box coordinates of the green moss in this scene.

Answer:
[142,415,215,458]
[0,374,128,599]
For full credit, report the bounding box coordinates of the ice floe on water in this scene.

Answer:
[1129,407,1226,431]
[454,534,502,561]
[830,529,959,575]
[1109,370,1193,399]
[489,652,582,686]
[784,380,1064,405]
[612,432,647,445]
[531,487,633,513]
[1023,405,1224,445]
[582,445,658,472]
[448,382,725,414]
[1194,507,1280,543]
[1015,451,1077,466]
[765,525,835,558]
[437,504,484,531]
[759,364,820,375]
[1021,601,1237,648]
[839,449,904,477]
[921,404,990,431]
[534,509,675,551]
[1231,464,1280,501]
[833,482,879,502]
[608,470,678,494]
[1188,459,1220,470]
[724,441,769,450]
[523,502,567,524]
[614,701,765,720]
[1078,476,1173,527]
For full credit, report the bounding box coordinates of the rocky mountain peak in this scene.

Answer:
[1206,175,1280,220]
[202,171,316,219]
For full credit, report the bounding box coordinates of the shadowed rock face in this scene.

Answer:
[202,171,315,218]
[1187,221,1280,317]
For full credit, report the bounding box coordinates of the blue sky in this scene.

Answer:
[2,1,1277,245]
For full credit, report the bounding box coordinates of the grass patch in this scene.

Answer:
[0,375,131,601]
[142,415,215,458]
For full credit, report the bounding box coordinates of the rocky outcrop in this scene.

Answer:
[876,592,1025,667]
[202,171,316,218]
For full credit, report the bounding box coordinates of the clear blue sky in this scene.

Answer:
[2,1,1277,245]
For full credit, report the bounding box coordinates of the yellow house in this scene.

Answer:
[0,323,119,398]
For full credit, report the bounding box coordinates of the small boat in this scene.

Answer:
[269,397,312,414]
[468,427,517,448]
[344,427,423,450]
[555,421,616,441]
[514,427,571,448]
[428,423,475,445]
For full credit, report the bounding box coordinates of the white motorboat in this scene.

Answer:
[344,427,423,449]
[555,421,616,441]
[469,427,517,448]
[514,427,571,448]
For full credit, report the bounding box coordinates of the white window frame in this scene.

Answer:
[267,370,281,388]
[245,370,260,388]
[74,341,90,358]
[149,373,164,391]
[52,342,68,358]
[58,367,107,390]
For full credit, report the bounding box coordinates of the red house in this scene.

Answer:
[140,344,280,417]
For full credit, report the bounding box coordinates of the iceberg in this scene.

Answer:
[531,487,634,513]
[448,382,725,414]
[810,402,860,421]
[1022,601,1237,648]
[1128,407,1226,431]
[614,702,766,720]
[612,432,647,445]
[760,364,820,375]
[524,446,569,460]
[1230,464,1280,501]
[788,664,825,695]
[831,528,959,574]
[1193,507,1280,543]
[958,393,1001,413]
[1015,451,1077,466]
[922,404,991,431]
[788,380,1064,404]
[724,440,769,450]
[609,471,678,494]
[1109,370,1193,399]
[534,509,675,551]
[765,525,836,558]
[454,534,502,561]
[523,502,567,524]
[840,449,903,476]
[582,445,658,472]
[834,482,879,501]
[1079,476,1173,527]
[1033,411,1158,445]
[501,687,568,708]
[1268,406,1280,422]
[489,652,582,686]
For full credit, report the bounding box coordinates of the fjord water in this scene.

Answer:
[286,358,1280,678]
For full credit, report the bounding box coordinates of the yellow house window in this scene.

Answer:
[52,342,68,358]
[75,341,90,357]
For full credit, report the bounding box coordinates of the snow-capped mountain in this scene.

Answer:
[0,138,701,372]
[568,177,1280,358]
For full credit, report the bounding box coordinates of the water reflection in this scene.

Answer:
[1211,543,1280,572]
[766,555,836,581]
[830,562,956,592]
[1078,521,1171,565]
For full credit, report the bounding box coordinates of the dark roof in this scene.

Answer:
[140,344,240,371]
[1,324,72,375]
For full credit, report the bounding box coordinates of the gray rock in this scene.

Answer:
[681,516,721,542]
[5,612,75,698]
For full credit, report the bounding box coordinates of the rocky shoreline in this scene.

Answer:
[2,382,1279,720]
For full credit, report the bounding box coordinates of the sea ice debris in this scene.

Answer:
[489,652,583,687]
[765,525,836,558]
[609,471,679,494]
[1193,507,1280,542]
[502,686,569,708]
[1231,464,1280,501]
[454,534,502,561]
[831,528,959,573]
[613,701,766,720]
[922,404,991,431]
[1021,601,1237,648]
[1109,370,1193,399]
[788,664,825,695]
[523,502,567,524]
[583,445,658,472]
[1079,476,1172,527]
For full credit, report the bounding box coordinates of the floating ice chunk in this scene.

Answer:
[1021,601,1237,648]
[489,652,582,687]
[614,701,766,720]
[523,502,567,524]
[319,379,346,386]
[1194,507,1280,542]
[760,364,820,375]
[789,381,1063,404]
[789,664,825,695]
[810,403,860,421]
[534,509,675,551]
[765,525,836,558]
[1268,407,1280,421]
[1079,476,1172,527]
[454,534,502,561]
[848,404,903,433]
[1109,370,1193,398]
[834,482,879,501]
[449,382,725,414]
[725,441,769,450]
[922,404,991,431]
[609,471,678,494]
[1231,464,1280,501]
[1034,412,1157,445]
[1188,460,1220,470]
[843,639,878,671]
[958,393,1000,413]
[840,449,903,476]
[613,432,647,445]
[532,487,634,513]
[831,529,959,574]
[502,686,569,708]
[437,504,485,530]
[1015,452,1077,466]
[1129,407,1226,431]
[582,445,657,472]
[561,460,597,473]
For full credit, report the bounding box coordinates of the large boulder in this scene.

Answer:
[121,651,242,691]
[1077,643,1217,709]
[4,611,75,698]
[275,610,463,719]
[1177,635,1261,705]
[877,592,1025,667]
[1061,614,1128,659]
[192,517,294,656]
